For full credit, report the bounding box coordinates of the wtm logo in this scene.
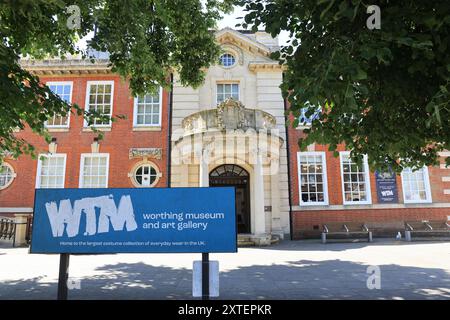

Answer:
[45,195,138,237]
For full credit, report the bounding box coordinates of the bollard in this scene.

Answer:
[405,230,412,242]
[13,214,29,247]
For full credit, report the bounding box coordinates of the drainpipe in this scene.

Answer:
[167,73,174,187]
[283,72,294,241]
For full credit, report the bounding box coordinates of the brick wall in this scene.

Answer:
[287,115,450,238]
[0,74,169,210]
[293,208,450,239]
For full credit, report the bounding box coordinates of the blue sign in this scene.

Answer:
[375,170,398,203]
[30,188,236,254]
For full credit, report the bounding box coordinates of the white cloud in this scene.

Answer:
[218,6,291,46]
[77,6,290,51]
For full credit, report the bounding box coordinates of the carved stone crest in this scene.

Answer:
[180,98,277,135]
[216,98,247,130]
[129,148,162,160]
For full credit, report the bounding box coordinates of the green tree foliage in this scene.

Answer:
[0,0,232,159]
[239,0,450,171]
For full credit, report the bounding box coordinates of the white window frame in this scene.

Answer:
[35,154,67,189]
[297,151,329,206]
[84,81,114,127]
[339,151,372,205]
[79,153,110,188]
[216,82,240,105]
[45,81,73,129]
[133,87,162,127]
[129,161,162,188]
[219,53,236,68]
[0,162,16,190]
[401,167,432,204]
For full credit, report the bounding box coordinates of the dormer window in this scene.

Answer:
[219,53,236,67]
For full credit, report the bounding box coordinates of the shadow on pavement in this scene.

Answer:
[249,239,450,252]
[1,259,449,300]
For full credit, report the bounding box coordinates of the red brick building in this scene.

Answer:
[0,59,169,216]
[287,115,450,239]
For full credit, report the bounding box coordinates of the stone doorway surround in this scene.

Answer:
[209,164,251,234]
[171,99,284,244]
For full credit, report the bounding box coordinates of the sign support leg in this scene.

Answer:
[202,252,209,300]
[57,253,70,300]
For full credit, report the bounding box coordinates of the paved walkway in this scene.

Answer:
[0,239,449,300]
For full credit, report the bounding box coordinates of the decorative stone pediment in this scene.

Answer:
[181,98,276,135]
[215,28,273,57]
[129,148,162,160]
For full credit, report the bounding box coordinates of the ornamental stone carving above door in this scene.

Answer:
[181,98,276,135]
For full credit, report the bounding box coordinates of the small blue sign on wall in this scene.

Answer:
[375,170,398,203]
[31,187,236,254]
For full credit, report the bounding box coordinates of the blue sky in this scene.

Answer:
[78,6,289,50]
[218,6,290,46]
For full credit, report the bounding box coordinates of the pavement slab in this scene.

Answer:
[0,239,449,300]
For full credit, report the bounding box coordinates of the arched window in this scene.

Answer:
[130,162,160,187]
[0,163,16,190]
[219,53,236,67]
[210,164,248,177]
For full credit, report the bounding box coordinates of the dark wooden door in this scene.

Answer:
[209,165,250,234]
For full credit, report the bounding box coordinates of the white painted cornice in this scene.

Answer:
[20,59,112,75]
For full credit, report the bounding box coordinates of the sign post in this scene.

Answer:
[202,253,209,300]
[57,253,70,300]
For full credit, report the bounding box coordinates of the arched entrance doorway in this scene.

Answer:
[209,164,250,234]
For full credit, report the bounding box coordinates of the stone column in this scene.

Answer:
[179,163,189,187]
[199,149,209,187]
[270,159,284,239]
[253,151,266,235]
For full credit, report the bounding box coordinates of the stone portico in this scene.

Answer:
[171,99,284,244]
[170,29,291,244]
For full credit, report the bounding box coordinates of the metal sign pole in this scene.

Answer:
[57,253,70,300]
[202,252,209,300]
